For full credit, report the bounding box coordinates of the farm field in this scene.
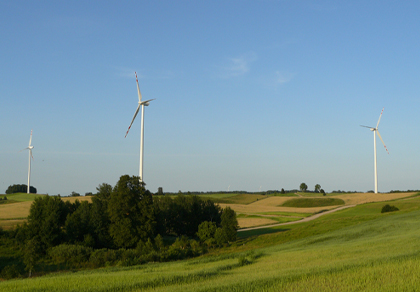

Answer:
[1,196,420,291]
[221,192,417,229]
[0,194,92,230]
[0,192,416,230]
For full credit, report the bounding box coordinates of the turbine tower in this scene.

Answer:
[125,72,155,183]
[21,130,34,194]
[361,108,389,193]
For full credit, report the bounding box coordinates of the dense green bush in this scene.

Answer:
[48,244,93,267]
[381,204,399,213]
[0,265,21,280]
[5,184,36,194]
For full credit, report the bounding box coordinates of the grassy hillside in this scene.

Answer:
[209,194,267,204]
[0,193,45,202]
[281,198,345,208]
[1,196,420,291]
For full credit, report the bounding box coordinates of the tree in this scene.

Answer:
[23,236,42,277]
[26,196,68,251]
[6,184,36,194]
[300,183,308,192]
[220,207,238,242]
[64,201,93,244]
[197,221,217,242]
[281,188,285,194]
[314,184,321,193]
[108,175,155,248]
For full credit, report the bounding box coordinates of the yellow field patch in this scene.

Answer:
[0,196,93,220]
[331,192,416,205]
[0,201,33,219]
[237,217,278,228]
[0,219,26,230]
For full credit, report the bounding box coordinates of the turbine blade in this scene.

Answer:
[140,98,155,105]
[125,105,140,138]
[30,150,34,160]
[28,129,33,146]
[360,125,374,129]
[376,107,384,129]
[135,72,142,102]
[376,130,389,154]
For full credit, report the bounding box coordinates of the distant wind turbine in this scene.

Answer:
[361,108,389,194]
[20,130,34,194]
[125,72,155,183]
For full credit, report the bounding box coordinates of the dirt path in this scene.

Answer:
[238,204,356,232]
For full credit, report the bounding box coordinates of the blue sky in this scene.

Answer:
[1,1,419,195]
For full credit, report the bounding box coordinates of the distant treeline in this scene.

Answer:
[389,190,420,193]
[2,175,238,278]
[163,189,300,195]
[5,184,37,194]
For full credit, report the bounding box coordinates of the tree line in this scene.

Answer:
[3,175,238,278]
[5,184,37,194]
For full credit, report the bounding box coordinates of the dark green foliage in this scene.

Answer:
[220,207,239,242]
[48,244,93,268]
[65,201,93,244]
[154,194,222,237]
[321,189,326,196]
[0,264,21,280]
[70,191,80,197]
[5,184,36,194]
[381,204,399,213]
[4,176,228,276]
[23,236,42,277]
[281,188,285,194]
[282,198,345,208]
[197,221,217,242]
[108,175,155,248]
[26,196,68,251]
[300,183,308,192]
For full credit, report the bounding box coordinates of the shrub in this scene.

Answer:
[381,204,399,213]
[89,249,119,268]
[0,265,21,280]
[197,221,217,242]
[48,244,93,267]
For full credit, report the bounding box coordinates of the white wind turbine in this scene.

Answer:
[125,72,155,183]
[20,130,34,194]
[361,108,389,194]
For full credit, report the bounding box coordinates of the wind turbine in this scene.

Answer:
[21,130,34,194]
[125,72,155,183]
[361,108,389,194]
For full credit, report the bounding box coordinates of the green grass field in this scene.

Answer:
[2,196,420,291]
[0,193,44,202]
[207,194,268,204]
[281,197,345,208]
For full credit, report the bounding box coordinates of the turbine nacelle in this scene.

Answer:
[139,99,155,107]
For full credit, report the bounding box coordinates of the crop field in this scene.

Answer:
[220,192,416,229]
[2,196,420,291]
[207,194,267,204]
[0,195,92,230]
[281,197,345,208]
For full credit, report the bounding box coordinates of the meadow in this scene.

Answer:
[1,195,419,291]
[1,191,415,230]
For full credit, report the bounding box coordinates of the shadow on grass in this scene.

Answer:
[238,227,289,239]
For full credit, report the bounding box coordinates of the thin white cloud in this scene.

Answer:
[216,52,258,78]
[275,71,295,85]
